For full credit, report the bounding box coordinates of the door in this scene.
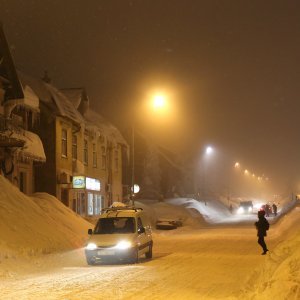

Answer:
[136,217,150,256]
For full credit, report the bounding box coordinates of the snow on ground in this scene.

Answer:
[0,175,91,278]
[0,174,300,299]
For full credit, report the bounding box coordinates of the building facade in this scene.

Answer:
[28,80,129,217]
[0,24,128,213]
[0,25,46,194]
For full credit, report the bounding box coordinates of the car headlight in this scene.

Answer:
[248,207,253,212]
[254,203,263,209]
[115,240,132,250]
[86,243,97,250]
[237,207,244,214]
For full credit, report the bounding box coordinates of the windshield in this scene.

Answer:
[94,217,136,234]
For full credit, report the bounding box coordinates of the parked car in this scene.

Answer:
[156,218,182,230]
[85,206,153,265]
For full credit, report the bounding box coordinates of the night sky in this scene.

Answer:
[1,0,300,191]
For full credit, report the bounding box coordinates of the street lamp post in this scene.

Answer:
[203,146,214,205]
[131,122,135,206]
[130,92,168,206]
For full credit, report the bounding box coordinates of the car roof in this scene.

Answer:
[99,207,143,218]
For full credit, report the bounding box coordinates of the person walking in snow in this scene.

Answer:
[255,210,270,255]
[264,204,270,217]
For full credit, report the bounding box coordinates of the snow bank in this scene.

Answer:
[166,197,231,224]
[0,175,91,261]
[136,199,202,228]
[242,207,300,299]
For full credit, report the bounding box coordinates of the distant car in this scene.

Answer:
[237,201,253,214]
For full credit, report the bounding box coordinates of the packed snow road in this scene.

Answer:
[0,225,282,300]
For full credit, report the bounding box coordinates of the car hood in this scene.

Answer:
[87,233,136,247]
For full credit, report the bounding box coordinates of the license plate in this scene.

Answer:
[97,249,115,256]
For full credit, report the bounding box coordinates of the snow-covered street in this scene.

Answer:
[0,227,271,299]
[1,3,300,299]
[1,210,300,300]
[0,176,300,299]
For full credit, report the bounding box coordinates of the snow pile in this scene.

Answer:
[136,199,202,228]
[166,197,231,224]
[0,175,91,261]
[242,207,300,299]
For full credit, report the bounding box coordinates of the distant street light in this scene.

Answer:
[234,162,240,168]
[206,146,213,155]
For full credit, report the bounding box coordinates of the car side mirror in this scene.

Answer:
[88,229,93,235]
[138,227,145,234]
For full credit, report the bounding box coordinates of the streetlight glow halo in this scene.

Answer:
[206,146,213,155]
[153,94,166,109]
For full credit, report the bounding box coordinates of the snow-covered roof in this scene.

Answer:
[18,72,83,125]
[23,85,39,111]
[0,129,46,162]
[18,72,52,104]
[45,83,84,125]
[84,109,128,146]
[60,88,86,109]
[17,74,126,146]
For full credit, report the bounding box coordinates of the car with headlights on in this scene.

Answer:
[236,201,254,214]
[85,206,153,265]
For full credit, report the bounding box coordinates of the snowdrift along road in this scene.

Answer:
[0,175,91,260]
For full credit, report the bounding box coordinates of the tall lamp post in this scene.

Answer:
[131,122,135,205]
[130,93,168,206]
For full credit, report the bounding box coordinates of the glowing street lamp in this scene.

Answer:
[153,94,166,109]
[234,162,240,168]
[206,146,213,155]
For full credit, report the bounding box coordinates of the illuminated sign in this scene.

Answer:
[86,177,100,191]
[72,176,85,189]
[131,184,140,194]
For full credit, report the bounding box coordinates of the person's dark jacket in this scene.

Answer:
[255,216,269,237]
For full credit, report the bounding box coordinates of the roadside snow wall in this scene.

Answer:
[0,175,91,258]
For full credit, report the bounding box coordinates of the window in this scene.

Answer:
[92,143,97,168]
[137,217,143,230]
[94,194,102,215]
[84,139,88,165]
[61,129,67,157]
[72,135,77,159]
[101,146,106,169]
[87,192,93,216]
